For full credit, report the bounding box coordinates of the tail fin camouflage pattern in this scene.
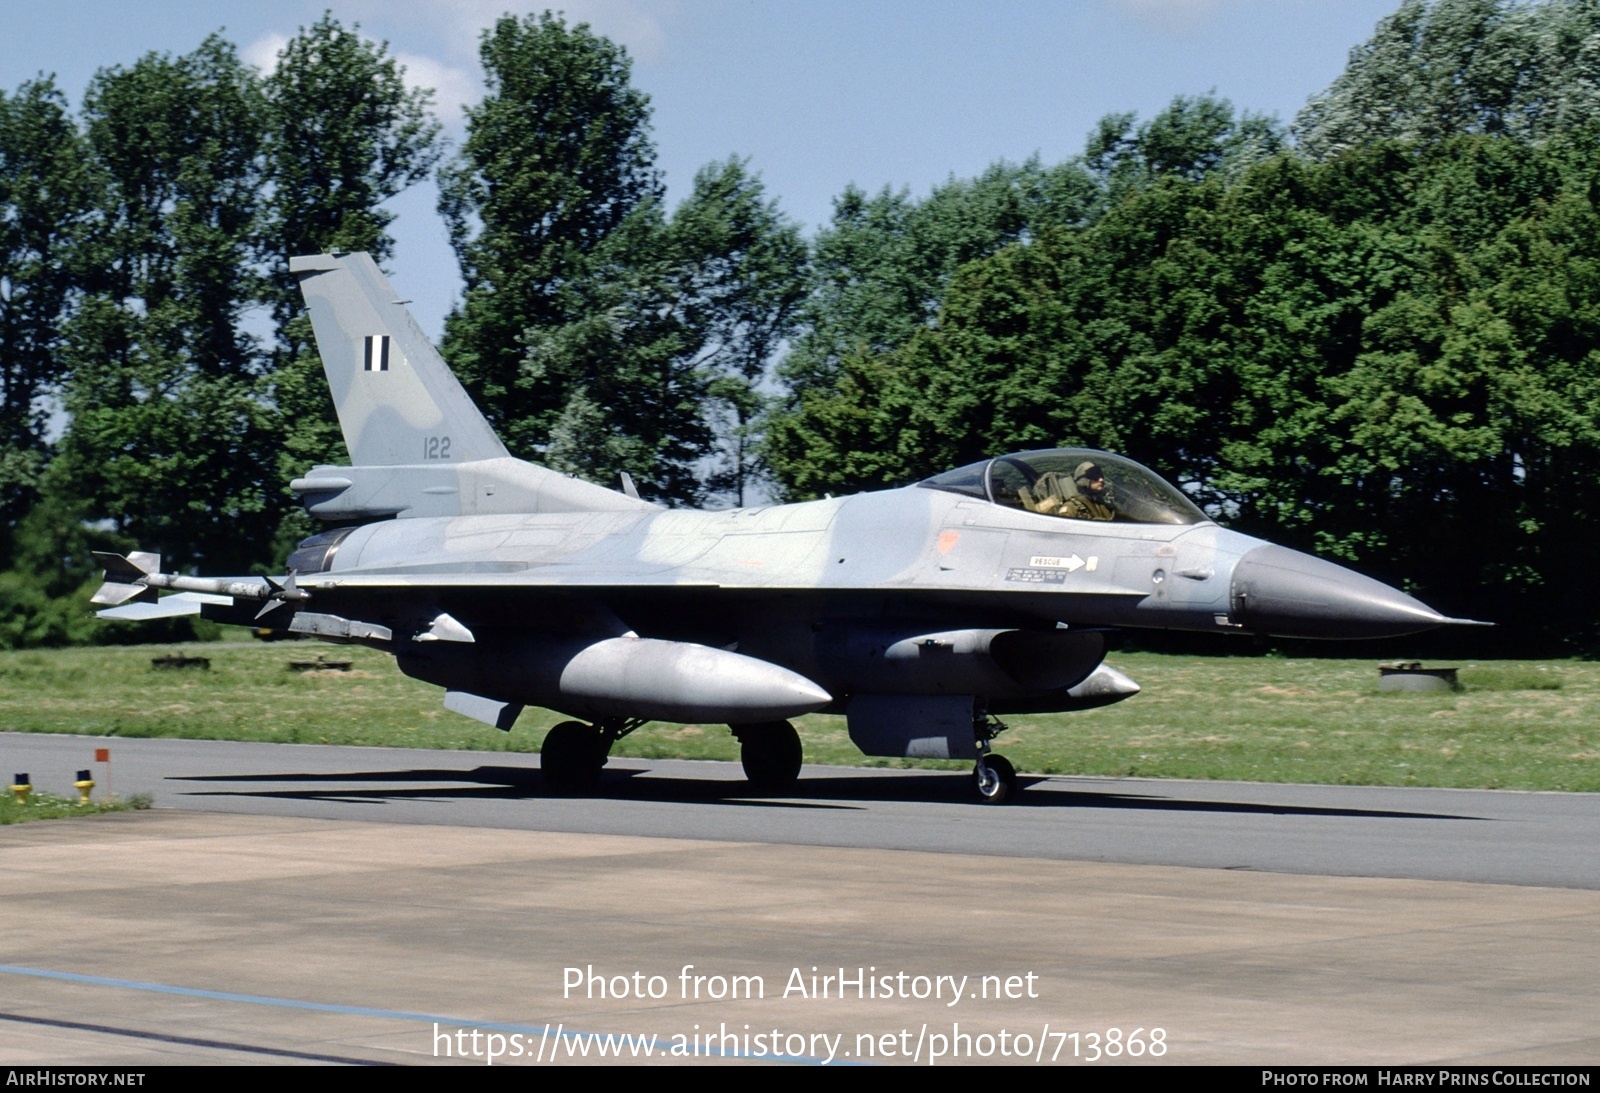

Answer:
[288,252,651,520]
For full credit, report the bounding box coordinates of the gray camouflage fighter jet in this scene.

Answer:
[93,252,1482,802]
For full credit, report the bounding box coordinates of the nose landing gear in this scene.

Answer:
[972,712,1018,804]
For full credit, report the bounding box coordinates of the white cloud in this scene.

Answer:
[240,26,476,135]
[241,31,290,75]
[393,51,481,133]
[362,2,685,132]
[1106,0,1229,36]
[558,0,677,63]
[344,0,679,65]
[243,2,685,137]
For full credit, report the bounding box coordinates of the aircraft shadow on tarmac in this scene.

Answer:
[168,766,1479,821]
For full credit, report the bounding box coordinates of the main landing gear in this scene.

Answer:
[730,720,803,791]
[543,715,1006,801]
[541,719,804,793]
[541,719,644,792]
[972,712,1019,804]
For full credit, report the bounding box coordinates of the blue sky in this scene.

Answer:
[4,0,1404,338]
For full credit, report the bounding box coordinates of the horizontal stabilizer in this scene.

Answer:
[289,456,652,520]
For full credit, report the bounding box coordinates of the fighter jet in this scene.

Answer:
[92,252,1481,802]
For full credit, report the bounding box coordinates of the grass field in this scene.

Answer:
[0,788,149,825]
[1,641,1596,792]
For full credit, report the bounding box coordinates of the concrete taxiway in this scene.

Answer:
[2,735,1598,1065]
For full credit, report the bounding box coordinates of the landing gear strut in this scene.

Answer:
[541,718,644,792]
[730,720,803,791]
[971,711,1018,804]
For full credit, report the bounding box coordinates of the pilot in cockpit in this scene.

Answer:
[1062,462,1115,520]
[921,449,1205,527]
[1026,461,1116,521]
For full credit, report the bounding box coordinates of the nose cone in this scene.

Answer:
[1231,545,1457,639]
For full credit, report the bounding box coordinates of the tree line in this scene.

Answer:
[3,0,1597,651]
[767,0,1600,652]
[0,12,807,646]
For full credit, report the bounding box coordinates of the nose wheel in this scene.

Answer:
[972,711,1018,803]
[973,754,1017,803]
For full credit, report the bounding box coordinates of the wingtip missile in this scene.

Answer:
[91,551,300,615]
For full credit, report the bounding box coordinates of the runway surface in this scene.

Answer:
[5,733,1598,888]
[3,733,1599,1065]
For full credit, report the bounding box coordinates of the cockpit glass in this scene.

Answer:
[919,449,1207,526]
[918,458,988,499]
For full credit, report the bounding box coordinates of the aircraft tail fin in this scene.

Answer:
[289,253,652,519]
[290,252,506,467]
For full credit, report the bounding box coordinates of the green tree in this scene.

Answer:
[0,78,96,548]
[773,133,1600,646]
[519,199,710,502]
[58,35,276,572]
[1084,93,1285,202]
[261,13,441,343]
[669,159,807,506]
[438,11,661,455]
[518,161,807,507]
[762,345,915,499]
[260,14,443,561]
[782,159,1095,400]
[438,16,806,505]
[1294,0,1600,158]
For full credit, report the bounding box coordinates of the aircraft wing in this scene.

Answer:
[297,563,1148,597]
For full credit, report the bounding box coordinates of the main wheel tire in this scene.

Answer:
[973,754,1017,804]
[542,721,606,792]
[734,720,803,790]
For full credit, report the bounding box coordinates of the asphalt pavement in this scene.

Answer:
[2,733,1597,1066]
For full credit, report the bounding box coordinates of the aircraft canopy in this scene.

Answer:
[919,449,1208,526]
